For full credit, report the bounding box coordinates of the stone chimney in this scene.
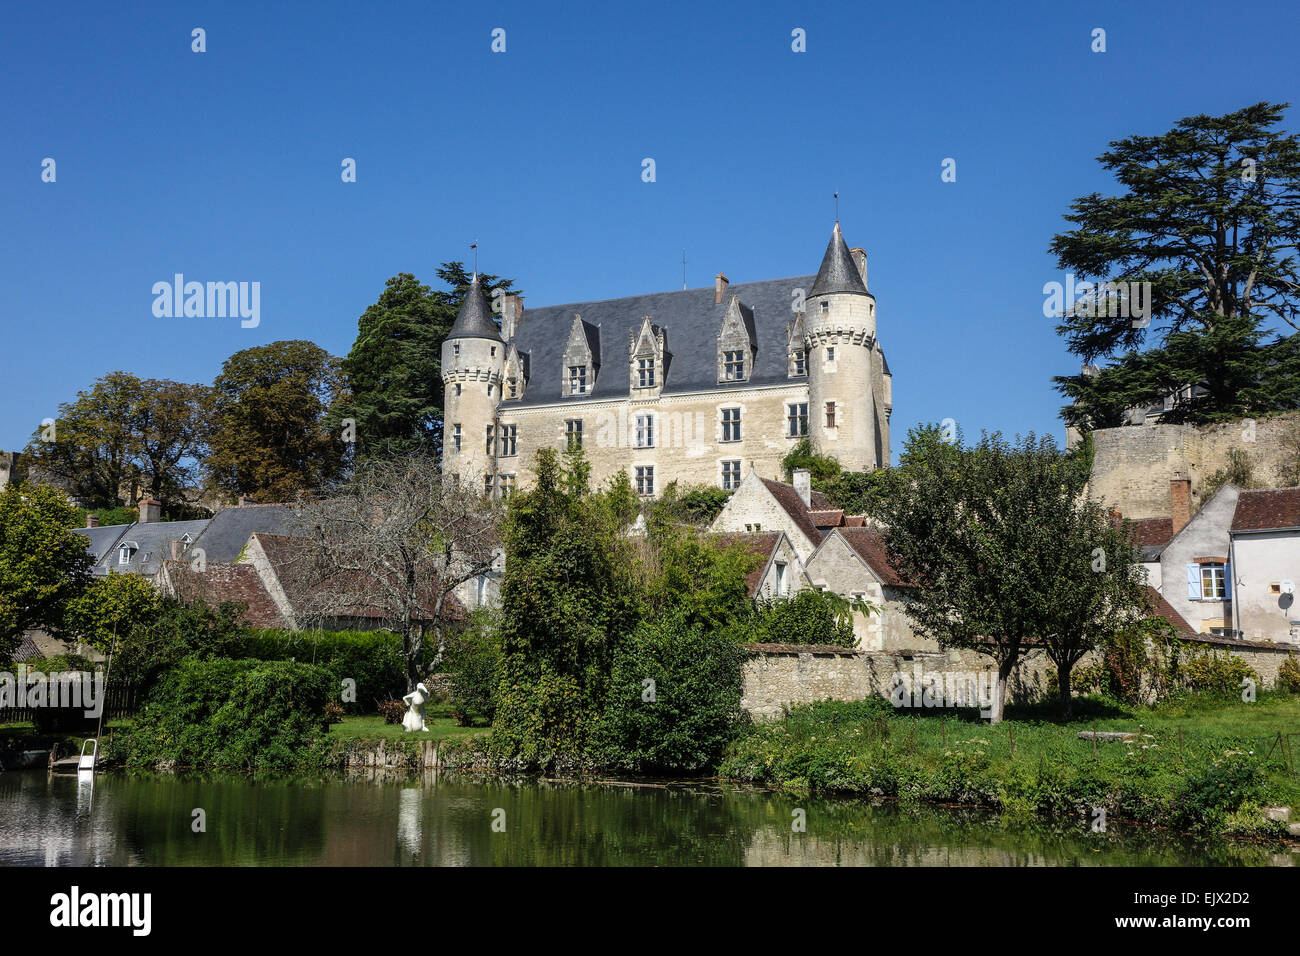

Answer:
[1170,477,1192,535]
[238,495,257,507]
[86,514,99,528]
[792,468,812,508]
[715,273,729,305]
[500,294,524,340]
[849,247,868,290]
[138,498,162,523]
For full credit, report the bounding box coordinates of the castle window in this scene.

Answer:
[452,424,462,453]
[490,347,497,357]
[826,346,835,361]
[638,358,656,388]
[820,301,829,315]
[723,350,745,381]
[721,407,741,442]
[635,415,655,448]
[569,366,588,395]
[792,349,806,376]
[825,402,836,428]
[566,419,583,451]
[455,383,462,397]
[487,384,493,397]
[499,474,516,499]
[485,425,495,455]
[787,403,809,437]
[506,378,518,399]
[499,424,517,457]
[721,460,741,490]
[453,344,460,357]
[636,466,655,497]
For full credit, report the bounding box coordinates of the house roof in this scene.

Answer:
[1125,516,1174,562]
[760,478,825,546]
[1142,586,1197,639]
[190,503,302,564]
[163,560,287,629]
[1231,487,1300,533]
[505,275,816,407]
[445,273,503,342]
[837,527,911,587]
[712,531,782,597]
[809,222,868,298]
[809,509,845,528]
[73,519,212,576]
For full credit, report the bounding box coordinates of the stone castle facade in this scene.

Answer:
[440,223,892,495]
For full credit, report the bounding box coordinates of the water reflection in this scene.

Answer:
[0,769,1291,867]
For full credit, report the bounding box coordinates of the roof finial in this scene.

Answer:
[470,240,479,279]
[834,191,839,224]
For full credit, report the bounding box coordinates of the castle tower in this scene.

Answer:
[441,273,504,488]
[805,222,888,470]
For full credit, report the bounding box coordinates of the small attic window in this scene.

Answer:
[118,545,135,565]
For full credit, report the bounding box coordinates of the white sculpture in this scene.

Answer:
[401,683,431,733]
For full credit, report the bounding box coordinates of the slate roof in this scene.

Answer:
[445,273,503,342]
[838,528,911,587]
[1231,488,1300,533]
[73,519,212,577]
[506,275,817,407]
[189,503,303,564]
[711,531,782,596]
[809,222,868,298]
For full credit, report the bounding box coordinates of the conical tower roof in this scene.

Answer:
[445,273,502,341]
[809,222,867,297]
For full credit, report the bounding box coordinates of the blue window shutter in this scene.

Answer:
[1224,562,1233,600]
[1186,563,1201,601]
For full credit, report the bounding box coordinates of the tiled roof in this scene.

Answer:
[760,478,824,546]
[1127,517,1174,547]
[164,560,287,629]
[1231,488,1300,532]
[838,528,910,587]
[1142,586,1197,639]
[712,532,781,596]
[809,509,845,528]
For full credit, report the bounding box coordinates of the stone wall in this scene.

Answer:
[740,637,1298,719]
[1089,412,1300,519]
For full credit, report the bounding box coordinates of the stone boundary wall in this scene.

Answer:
[1088,412,1300,519]
[740,638,1298,719]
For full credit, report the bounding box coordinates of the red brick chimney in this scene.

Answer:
[715,273,729,304]
[86,514,99,528]
[1170,478,1192,535]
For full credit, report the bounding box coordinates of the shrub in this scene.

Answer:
[1180,651,1257,697]
[110,597,248,691]
[114,657,333,771]
[378,700,407,725]
[593,611,748,773]
[323,701,345,726]
[744,589,862,647]
[1278,654,1300,694]
[1175,754,1265,831]
[444,611,501,726]
[241,628,406,713]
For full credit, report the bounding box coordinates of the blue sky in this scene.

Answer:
[2,0,1298,458]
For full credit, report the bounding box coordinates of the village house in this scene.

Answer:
[1229,487,1300,643]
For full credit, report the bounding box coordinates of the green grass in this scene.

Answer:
[328,714,489,744]
[720,692,1300,838]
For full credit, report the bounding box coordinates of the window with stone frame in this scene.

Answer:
[791,349,807,376]
[563,314,599,398]
[716,296,754,384]
[499,474,516,499]
[635,465,655,496]
[638,357,656,388]
[566,419,583,450]
[721,407,741,442]
[498,424,517,457]
[568,365,588,394]
[721,459,741,490]
[825,402,836,428]
[635,414,654,448]
[787,403,808,437]
[452,424,462,453]
[485,424,495,455]
[723,350,745,381]
[629,317,666,396]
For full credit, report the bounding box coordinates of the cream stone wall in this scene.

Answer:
[1089,412,1300,519]
[494,383,812,495]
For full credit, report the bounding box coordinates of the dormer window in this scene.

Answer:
[723,350,745,381]
[791,349,807,376]
[563,314,600,398]
[629,316,667,396]
[638,358,656,388]
[118,543,137,565]
[569,366,588,394]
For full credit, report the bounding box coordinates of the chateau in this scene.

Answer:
[440,222,892,495]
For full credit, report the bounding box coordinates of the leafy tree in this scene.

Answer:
[780,438,842,483]
[332,262,519,461]
[745,589,876,647]
[66,571,162,657]
[1050,102,1300,427]
[24,372,210,509]
[644,481,731,527]
[109,597,249,689]
[204,340,348,501]
[1203,447,1259,499]
[870,426,1135,722]
[492,447,643,766]
[0,483,94,665]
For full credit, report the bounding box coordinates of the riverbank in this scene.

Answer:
[717,693,1300,840]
